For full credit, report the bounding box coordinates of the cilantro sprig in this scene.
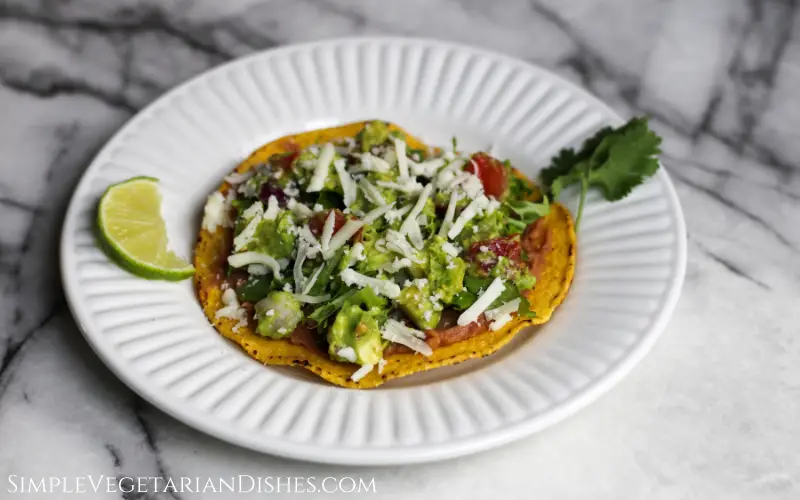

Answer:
[505,196,550,232]
[539,116,662,229]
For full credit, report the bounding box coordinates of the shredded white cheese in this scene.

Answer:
[447,195,490,240]
[399,183,433,236]
[381,319,433,356]
[377,358,387,374]
[410,158,446,178]
[322,205,394,260]
[382,257,413,273]
[337,347,357,363]
[362,203,395,224]
[461,174,484,199]
[438,190,459,237]
[323,220,363,259]
[441,241,461,257]
[302,264,324,295]
[293,244,308,293]
[382,148,397,167]
[241,200,263,220]
[215,289,248,331]
[247,264,269,275]
[299,225,321,257]
[359,178,386,205]
[384,230,423,263]
[232,201,264,251]
[320,210,336,253]
[435,158,465,189]
[334,158,357,207]
[457,277,505,326]
[340,268,401,299]
[224,170,254,185]
[307,142,335,192]
[202,191,233,232]
[384,204,412,224]
[347,242,365,267]
[377,179,424,194]
[407,219,424,249]
[394,138,409,179]
[287,198,312,218]
[263,195,280,221]
[350,363,374,382]
[359,153,391,173]
[486,298,521,331]
[294,293,332,304]
[228,251,282,278]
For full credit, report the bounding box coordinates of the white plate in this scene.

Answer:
[61,37,686,465]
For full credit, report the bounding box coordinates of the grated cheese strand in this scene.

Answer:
[228,251,282,278]
[438,190,460,237]
[232,201,264,251]
[320,210,336,252]
[307,143,335,192]
[359,178,386,205]
[399,183,433,236]
[334,158,357,207]
[394,138,409,179]
[457,277,505,326]
[447,195,489,240]
[381,319,433,356]
[340,268,401,299]
[294,293,332,304]
[350,363,374,382]
[302,264,325,295]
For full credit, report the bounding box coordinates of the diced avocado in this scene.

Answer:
[358,120,390,152]
[254,209,297,259]
[397,284,441,330]
[427,236,467,303]
[457,209,507,248]
[254,291,303,339]
[470,253,536,291]
[328,304,385,366]
[515,270,536,291]
[354,226,394,275]
[347,287,388,310]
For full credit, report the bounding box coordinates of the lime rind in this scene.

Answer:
[97,177,195,281]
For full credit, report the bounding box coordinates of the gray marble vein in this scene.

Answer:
[1,0,799,498]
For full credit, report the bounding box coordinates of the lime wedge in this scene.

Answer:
[97,177,195,281]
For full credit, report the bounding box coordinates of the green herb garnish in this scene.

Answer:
[505,196,550,232]
[539,116,662,229]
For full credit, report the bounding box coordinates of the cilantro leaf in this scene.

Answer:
[586,118,661,201]
[505,196,550,232]
[538,117,661,228]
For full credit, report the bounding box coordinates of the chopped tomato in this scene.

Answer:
[309,209,347,237]
[466,152,508,199]
[269,151,299,172]
[468,235,522,264]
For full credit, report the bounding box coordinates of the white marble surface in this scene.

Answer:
[1,0,799,498]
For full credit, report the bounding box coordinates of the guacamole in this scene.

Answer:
[216,120,551,380]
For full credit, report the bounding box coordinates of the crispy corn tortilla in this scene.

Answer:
[194,121,576,388]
